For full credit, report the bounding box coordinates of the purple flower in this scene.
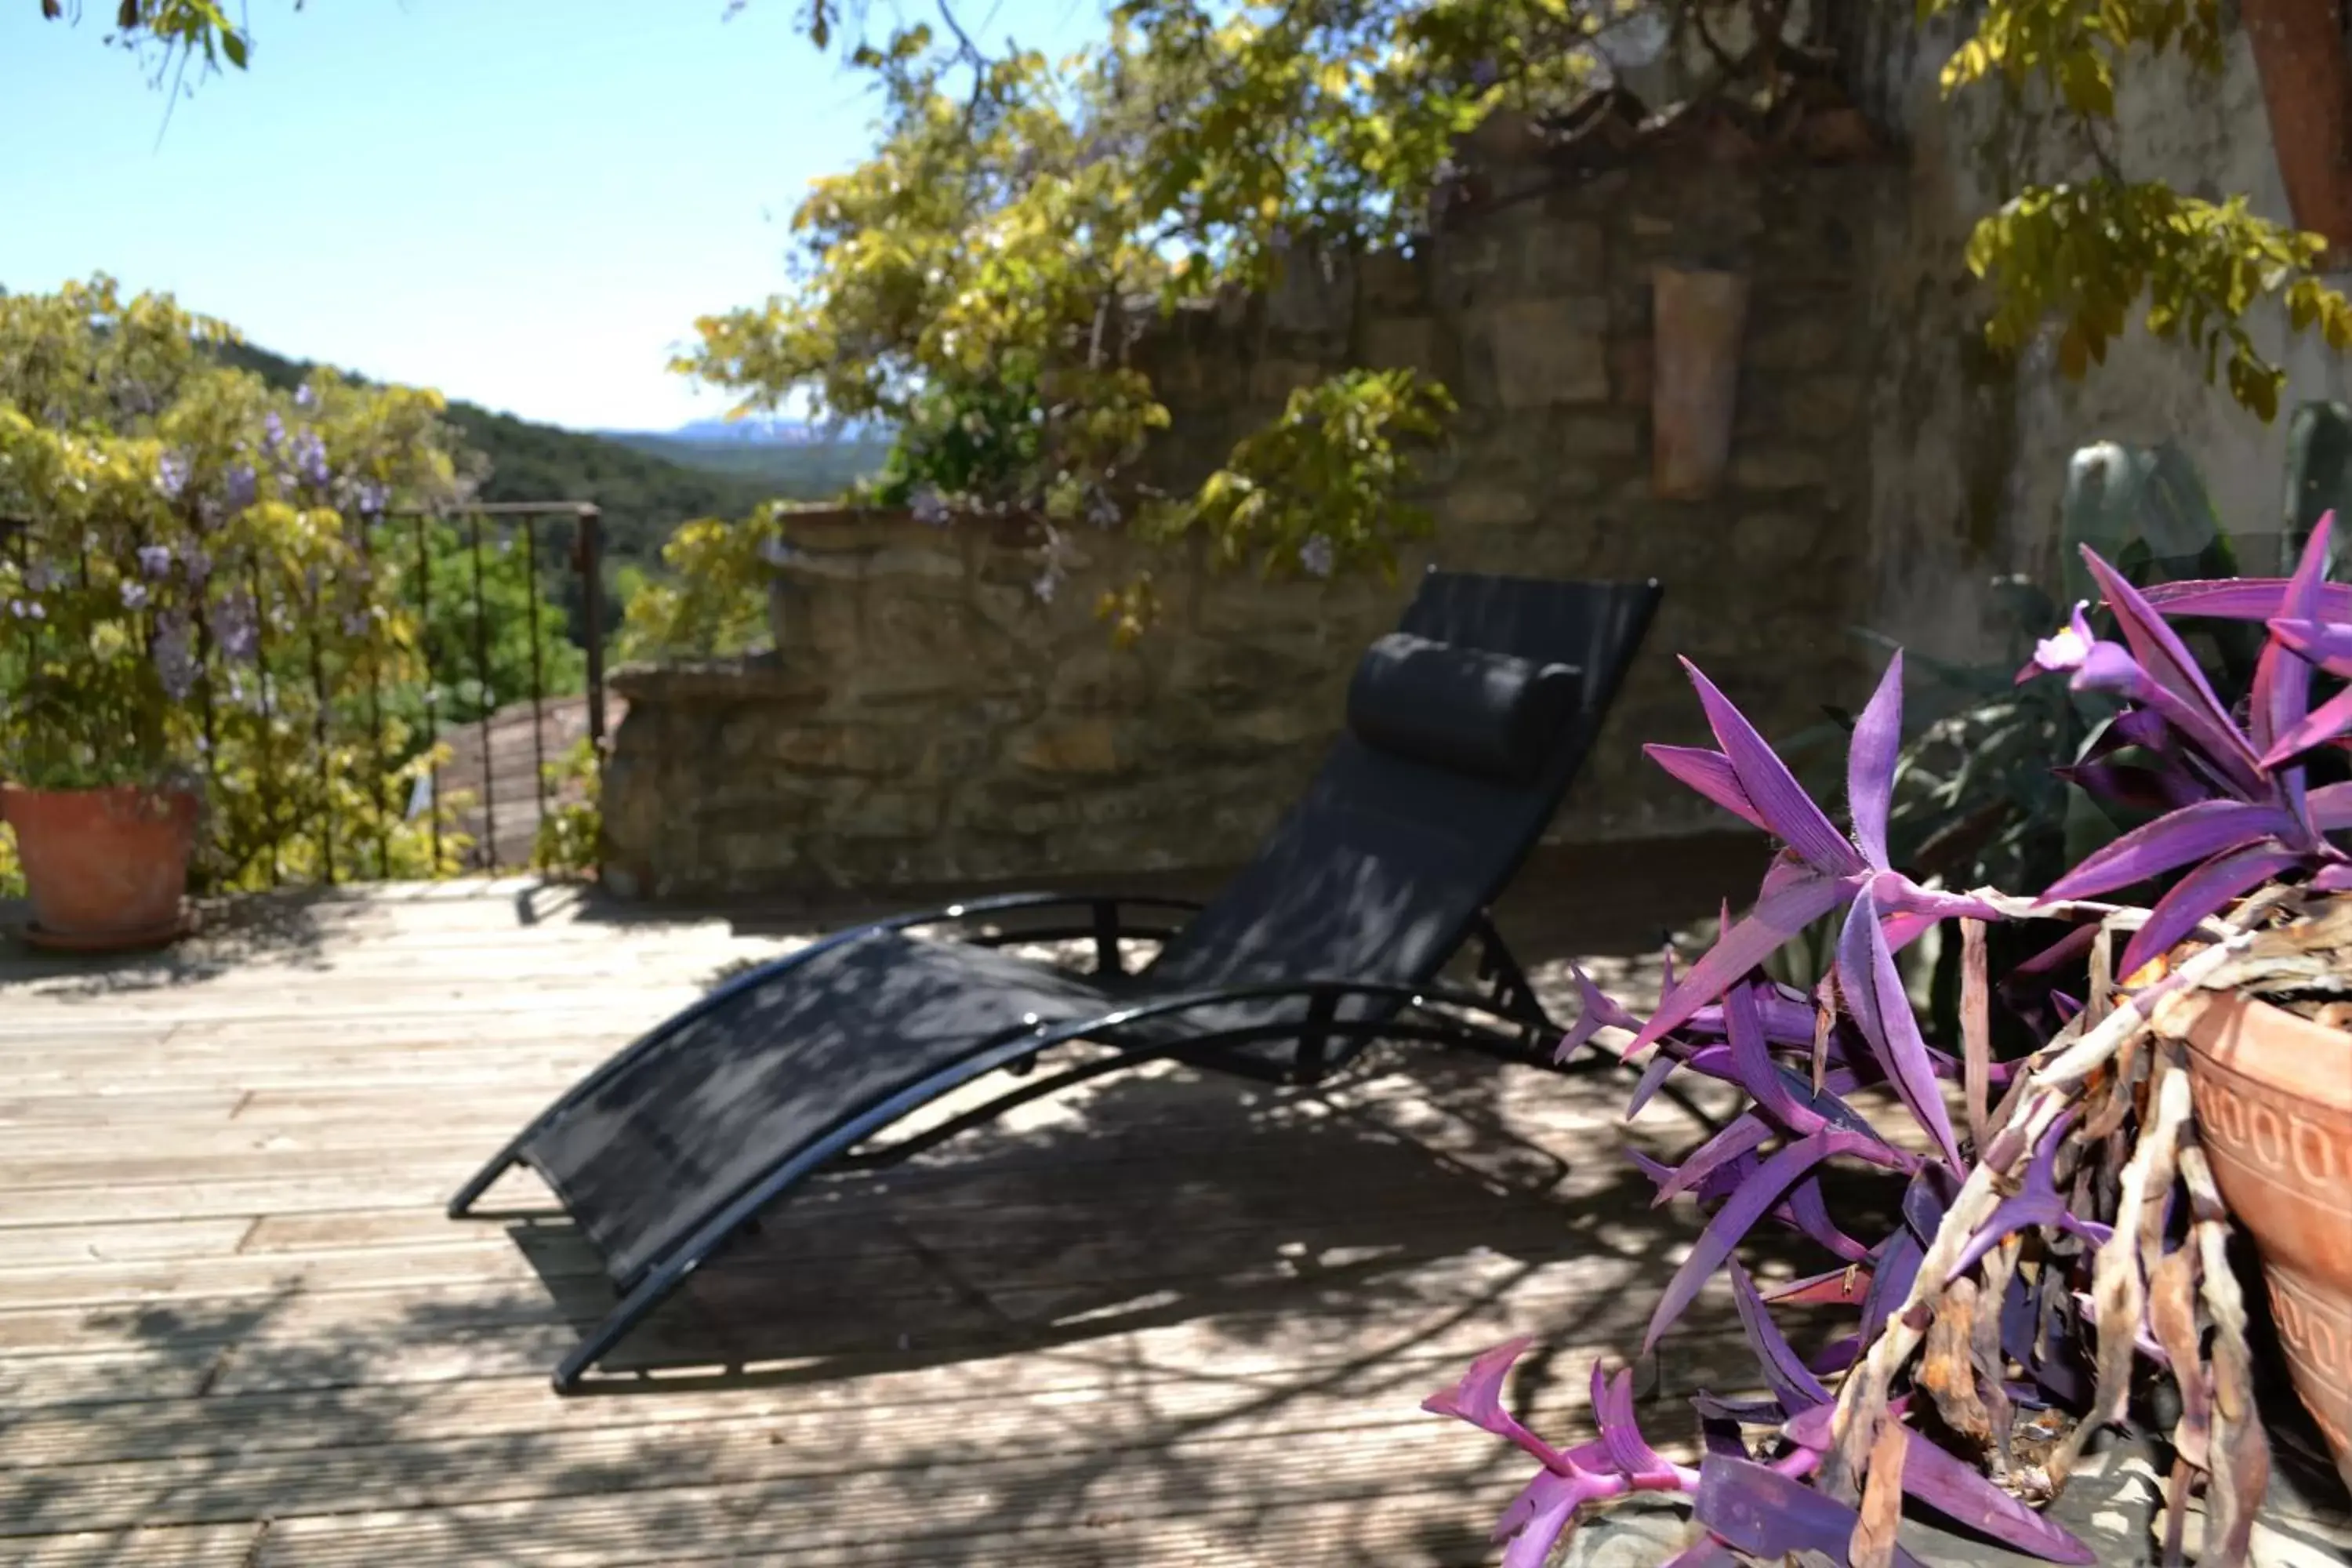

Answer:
[1471,56,1501,88]
[119,579,149,611]
[155,450,191,501]
[341,608,372,637]
[352,480,390,516]
[295,383,318,410]
[909,486,949,526]
[152,611,198,701]
[291,429,331,491]
[4,598,42,621]
[24,562,62,593]
[212,590,260,663]
[1298,534,1335,579]
[222,463,258,515]
[178,542,212,586]
[137,544,173,579]
[261,410,286,455]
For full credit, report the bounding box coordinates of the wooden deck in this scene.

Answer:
[2,856,2345,1565]
[0,868,1749,1566]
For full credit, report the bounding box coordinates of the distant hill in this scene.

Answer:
[653,416,886,444]
[603,430,893,488]
[210,343,884,572]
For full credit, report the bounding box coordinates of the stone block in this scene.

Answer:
[770,724,924,777]
[1607,337,1652,406]
[1006,717,1126,776]
[1047,648,1156,713]
[711,829,801,879]
[1228,704,1332,749]
[1428,229,1506,311]
[850,597,1011,702]
[1511,219,1606,295]
[612,655,829,708]
[1557,412,1642,462]
[1745,312,1848,372]
[1359,315,1443,379]
[1438,477,1540,528]
[1728,445,1835,492]
[1468,299,1610,409]
[1357,249,1425,313]
[1171,630,1351,706]
[1248,356,1326,404]
[1727,509,1818,572]
[861,544,965,583]
[1775,372,1867,440]
[768,579,862,659]
[825,792,946,839]
[1265,247,1356,336]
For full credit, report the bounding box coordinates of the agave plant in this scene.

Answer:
[1424,518,2352,1567]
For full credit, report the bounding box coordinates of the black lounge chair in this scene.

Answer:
[452,569,1661,1390]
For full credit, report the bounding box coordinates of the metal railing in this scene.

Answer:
[1,502,608,887]
[401,503,609,875]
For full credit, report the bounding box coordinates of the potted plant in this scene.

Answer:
[0,426,225,946]
[0,468,209,950]
[1422,521,2352,1565]
[2,278,464,933]
[0,604,204,950]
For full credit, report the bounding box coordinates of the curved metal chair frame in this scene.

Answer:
[449,890,1571,1392]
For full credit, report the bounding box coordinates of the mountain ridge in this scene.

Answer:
[210,342,885,570]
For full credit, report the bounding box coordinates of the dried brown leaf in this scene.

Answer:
[2087,921,2114,1029]
[1920,1277,1991,1443]
[2135,1050,2190,1261]
[2063,1055,2190,1482]
[1813,975,1834,1095]
[2187,1149,2271,1567]
[1850,1408,1911,1568]
[2161,1451,2193,1568]
[2147,1243,2209,1472]
[1973,1237,2021,1473]
[2082,1027,2142,1142]
[1962,917,1991,1152]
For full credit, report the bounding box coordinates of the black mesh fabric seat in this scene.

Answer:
[452,570,1662,1389]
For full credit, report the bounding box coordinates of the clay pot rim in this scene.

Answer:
[2174,988,2352,1113]
[0,779,202,828]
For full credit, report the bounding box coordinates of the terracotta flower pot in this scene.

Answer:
[0,782,199,952]
[2177,989,2352,1490]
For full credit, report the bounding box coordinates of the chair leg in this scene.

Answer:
[554,1247,701,1392]
[447,1152,516,1218]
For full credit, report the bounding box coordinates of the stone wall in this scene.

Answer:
[1841,9,2352,661]
[601,154,1898,901]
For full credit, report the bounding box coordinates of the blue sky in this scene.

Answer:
[2,1,1101,431]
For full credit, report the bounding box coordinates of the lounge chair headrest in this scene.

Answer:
[1344,633,1583,786]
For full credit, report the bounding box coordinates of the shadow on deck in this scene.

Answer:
[5,835,2339,1563]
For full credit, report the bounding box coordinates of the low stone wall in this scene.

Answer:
[601,153,1896,900]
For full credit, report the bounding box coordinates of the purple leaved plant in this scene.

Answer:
[1425,522,2352,1566]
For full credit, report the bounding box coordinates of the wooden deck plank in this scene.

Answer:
[0,877,1777,1566]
